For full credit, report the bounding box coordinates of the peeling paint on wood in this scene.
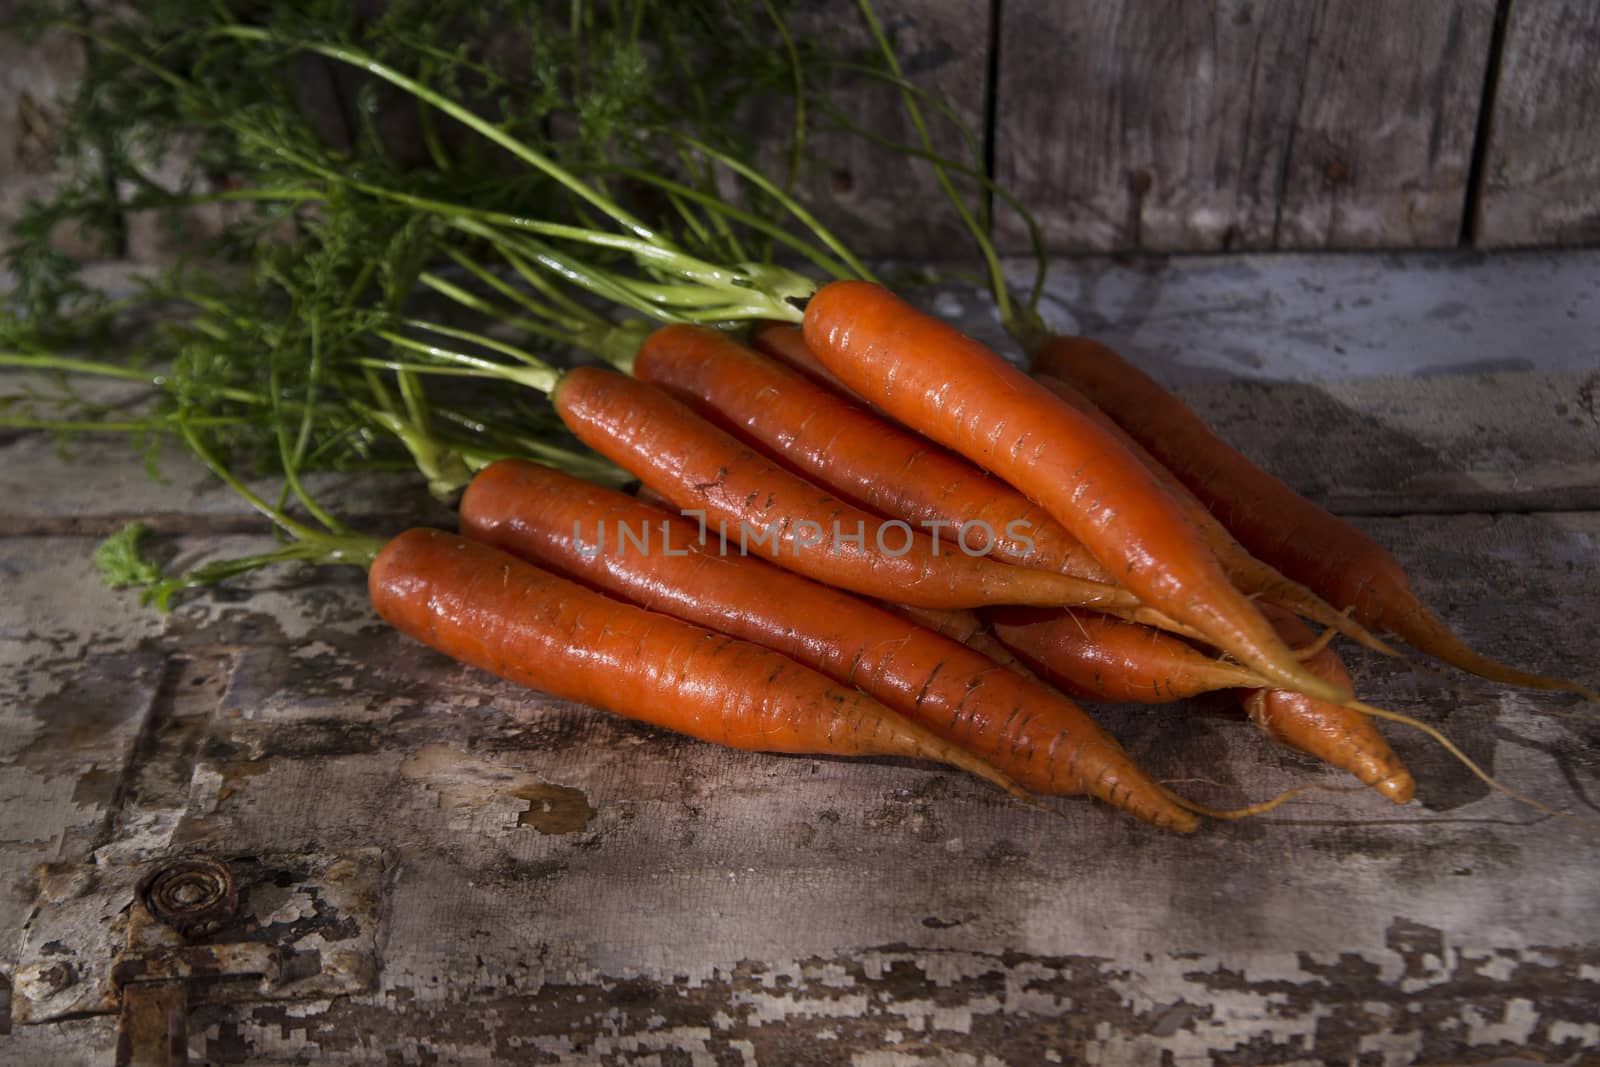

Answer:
[3,255,1598,1064]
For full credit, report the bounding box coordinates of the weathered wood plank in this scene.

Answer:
[994,1,1495,252]
[1013,249,1600,381]
[1475,0,1600,247]
[0,534,174,974]
[5,253,1598,1063]
[7,511,1591,1064]
[749,0,992,259]
[1179,370,1600,515]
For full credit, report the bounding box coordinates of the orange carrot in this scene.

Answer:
[459,459,1197,830]
[1032,372,1394,657]
[987,607,1262,704]
[1245,604,1416,803]
[1032,335,1597,701]
[800,281,1348,705]
[639,323,1115,584]
[987,603,1413,803]
[876,602,1046,682]
[551,364,1149,615]
[369,528,1023,795]
[751,321,858,398]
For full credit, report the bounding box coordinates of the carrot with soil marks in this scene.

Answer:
[370,528,1026,795]
[987,604,1413,803]
[799,281,1349,705]
[1032,372,1394,657]
[460,458,1198,829]
[641,323,1116,586]
[551,364,1152,615]
[1031,335,1598,702]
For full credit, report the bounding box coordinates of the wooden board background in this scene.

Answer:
[4,1,1599,258]
[1473,0,1600,246]
[3,249,1598,1064]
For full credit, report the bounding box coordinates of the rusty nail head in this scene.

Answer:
[140,855,238,937]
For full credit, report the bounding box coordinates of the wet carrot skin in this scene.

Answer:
[551,365,1143,614]
[801,281,1348,705]
[746,328,1205,639]
[1032,341,1407,622]
[1244,605,1416,804]
[751,322,857,397]
[639,324,1114,582]
[368,528,1019,786]
[459,460,1199,831]
[1030,334,1599,700]
[987,607,1261,705]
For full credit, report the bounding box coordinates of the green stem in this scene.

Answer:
[176,422,379,569]
[854,0,1011,322]
[672,133,877,285]
[0,415,246,433]
[471,226,683,323]
[417,272,587,346]
[594,164,855,281]
[212,27,661,244]
[437,248,603,332]
[397,317,567,372]
[0,352,157,382]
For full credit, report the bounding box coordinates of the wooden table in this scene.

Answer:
[3,251,1597,1065]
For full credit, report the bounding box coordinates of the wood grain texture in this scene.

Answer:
[1475,0,1600,246]
[746,0,992,258]
[4,516,1597,1065]
[4,254,1597,1064]
[1008,249,1600,514]
[993,0,1495,252]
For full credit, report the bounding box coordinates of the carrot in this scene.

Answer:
[987,604,1414,803]
[551,364,1151,615]
[639,323,1116,585]
[800,281,1350,705]
[1244,604,1415,804]
[459,459,1198,830]
[1031,335,1598,702]
[889,603,1401,817]
[987,607,1263,705]
[1032,372,1395,658]
[369,527,1024,796]
[876,602,1045,682]
[751,322,859,399]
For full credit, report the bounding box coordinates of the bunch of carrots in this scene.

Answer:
[7,3,1593,833]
